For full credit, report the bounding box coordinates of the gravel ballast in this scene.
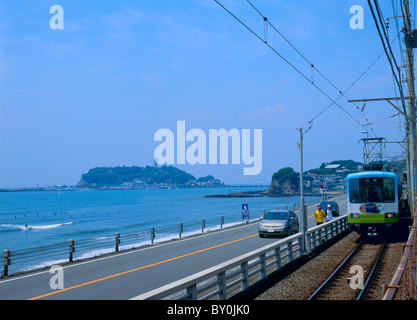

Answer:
[251,231,405,300]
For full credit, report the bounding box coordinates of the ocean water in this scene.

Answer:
[0,187,315,272]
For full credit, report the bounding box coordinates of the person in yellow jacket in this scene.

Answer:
[314,205,327,225]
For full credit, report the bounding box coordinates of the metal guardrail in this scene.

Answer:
[305,216,349,252]
[131,215,349,300]
[0,195,346,277]
[2,213,258,276]
[2,193,346,277]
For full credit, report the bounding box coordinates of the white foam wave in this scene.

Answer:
[0,222,73,231]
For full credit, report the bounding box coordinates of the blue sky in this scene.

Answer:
[0,0,411,187]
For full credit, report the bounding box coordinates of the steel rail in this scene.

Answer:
[307,241,363,300]
[357,242,387,300]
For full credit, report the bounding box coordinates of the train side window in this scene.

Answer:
[383,178,395,203]
[349,179,360,203]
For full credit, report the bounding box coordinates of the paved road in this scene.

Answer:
[0,195,347,300]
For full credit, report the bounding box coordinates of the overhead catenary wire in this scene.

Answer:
[213,0,370,133]
[250,0,383,137]
[245,0,384,137]
[246,0,342,95]
[368,0,410,151]
[388,0,407,138]
[375,1,407,103]
[368,0,407,114]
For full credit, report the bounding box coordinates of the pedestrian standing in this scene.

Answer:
[314,205,327,225]
[326,204,333,222]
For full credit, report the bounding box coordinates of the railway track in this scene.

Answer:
[308,239,387,300]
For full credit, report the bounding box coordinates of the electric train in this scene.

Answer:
[347,170,408,234]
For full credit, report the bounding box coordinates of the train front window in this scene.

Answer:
[349,177,395,203]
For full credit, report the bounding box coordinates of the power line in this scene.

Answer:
[246,0,342,95]
[368,0,410,154]
[246,0,379,136]
[247,0,380,137]
[213,0,370,132]
[368,1,405,101]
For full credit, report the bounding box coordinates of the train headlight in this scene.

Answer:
[350,213,360,219]
[385,212,396,218]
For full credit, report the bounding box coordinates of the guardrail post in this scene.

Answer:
[275,247,281,270]
[217,271,226,300]
[69,240,75,262]
[260,253,266,279]
[201,219,205,233]
[150,228,155,244]
[287,242,293,263]
[298,237,303,256]
[241,262,249,290]
[179,223,183,238]
[323,226,328,242]
[309,231,314,250]
[306,232,312,252]
[3,250,10,277]
[187,284,198,300]
[115,233,120,252]
[220,216,224,229]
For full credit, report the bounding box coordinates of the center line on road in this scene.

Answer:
[27,233,258,300]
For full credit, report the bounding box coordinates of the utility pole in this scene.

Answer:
[349,1,416,212]
[298,127,307,252]
[403,0,416,213]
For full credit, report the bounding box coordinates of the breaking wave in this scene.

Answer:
[0,222,73,231]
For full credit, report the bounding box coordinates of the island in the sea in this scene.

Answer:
[76,165,225,190]
[0,159,368,194]
[76,165,224,189]
[0,165,225,192]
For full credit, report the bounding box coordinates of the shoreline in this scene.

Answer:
[204,190,323,198]
[0,185,269,193]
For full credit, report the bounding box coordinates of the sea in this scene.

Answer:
[0,187,316,273]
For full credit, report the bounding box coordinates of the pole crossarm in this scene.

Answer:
[348,97,415,122]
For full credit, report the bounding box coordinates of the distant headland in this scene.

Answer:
[76,165,224,190]
[0,160,368,194]
[0,165,224,192]
[205,159,365,198]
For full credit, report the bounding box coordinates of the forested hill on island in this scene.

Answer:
[206,159,364,198]
[0,160,365,192]
[77,165,224,189]
[262,160,364,196]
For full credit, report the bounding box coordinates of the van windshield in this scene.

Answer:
[264,212,288,220]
